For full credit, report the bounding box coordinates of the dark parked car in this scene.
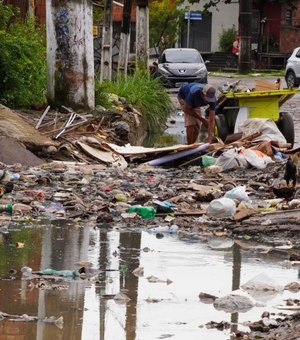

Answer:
[153,48,209,88]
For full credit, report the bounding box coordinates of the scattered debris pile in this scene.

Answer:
[0,80,300,339]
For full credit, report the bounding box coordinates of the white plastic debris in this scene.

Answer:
[207,197,236,218]
[224,185,250,202]
[241,273,283,292]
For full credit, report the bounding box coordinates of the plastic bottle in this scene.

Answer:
[37,268,79,278]
[21,266,33,277]
[0,204,13,215]
[127,206,156,219]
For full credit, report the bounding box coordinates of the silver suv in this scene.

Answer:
[285,47,300,88]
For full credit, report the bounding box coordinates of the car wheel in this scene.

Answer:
[285,71,298,88]
[215,114,229,142]
[277,111,294,148]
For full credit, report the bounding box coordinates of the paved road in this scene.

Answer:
[167,74,300,148]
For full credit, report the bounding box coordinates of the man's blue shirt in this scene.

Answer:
[178,83,216,110]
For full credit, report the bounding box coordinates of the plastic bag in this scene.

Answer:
[241,273,283,302]
[215,148,248,171]
[213,293,254,313]
[207,197,236,218]
[241,273,283,292]
[147,225,179,234]
[201,155,216,167]
[224,186,250,202]
[240,149,274,169]
[238,118,287,144]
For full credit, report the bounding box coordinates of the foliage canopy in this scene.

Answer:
[0,2,46,108]
[149,0,186,54]
[219,25,237,52]
[187,0,296,11]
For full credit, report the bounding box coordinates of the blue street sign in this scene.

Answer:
[184,12,202,20]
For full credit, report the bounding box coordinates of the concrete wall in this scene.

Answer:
[183,1,239,52]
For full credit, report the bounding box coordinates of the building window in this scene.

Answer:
[286,9,292,25]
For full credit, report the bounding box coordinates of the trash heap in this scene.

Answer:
[0,144,299,245]
[0,78,299,243]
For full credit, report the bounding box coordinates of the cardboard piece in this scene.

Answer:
[76,141,127,169]
[254,79,281,91]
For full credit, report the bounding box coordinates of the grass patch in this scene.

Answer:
[211,70,285,78]
[95,70,174,133]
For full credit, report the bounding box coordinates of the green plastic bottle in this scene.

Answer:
[0,204,13,215]
[127,205,156,219]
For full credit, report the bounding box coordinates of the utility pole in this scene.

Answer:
[100,0,113,81]
[118,0,133,75]
[187,11,190,48]
[136,0,149,70]
[239,0,252,74]
[46,0,95,110]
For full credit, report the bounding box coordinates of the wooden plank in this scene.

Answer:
[76,141,128,169]
[36,105,50,129]
[156,210,206,216]
[254,79,280,91]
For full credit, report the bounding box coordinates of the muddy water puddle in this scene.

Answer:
[0,222,299,340]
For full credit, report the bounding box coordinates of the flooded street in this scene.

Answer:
[0,75,300,340]
[1,220,300,339]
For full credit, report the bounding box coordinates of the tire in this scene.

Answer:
[285,71,299,88]
[277,111,294,148]
[215,114,229,142]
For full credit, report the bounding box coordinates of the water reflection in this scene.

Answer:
[0,223,298,340]
[230,244,241,338]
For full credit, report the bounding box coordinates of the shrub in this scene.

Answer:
[95,71,173,133]
[0,3,46,107]
[219,26,237,53]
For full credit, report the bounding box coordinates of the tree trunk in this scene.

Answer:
[239,0,252,74]
[100,0,113,81]
[46,0,95,110]
[118,0,133,75]
[136,0,149,70]
[27,0,35,18]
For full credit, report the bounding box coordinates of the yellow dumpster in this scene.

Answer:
[215,88,298,147]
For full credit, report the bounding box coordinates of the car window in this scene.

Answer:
[164,50,204,63]
[159,53,167,63]
[296,49,300,58]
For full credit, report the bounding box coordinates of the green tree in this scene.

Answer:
[219,25,237,52]
[0,3,46,107]
[149,0,186,54]
[187,0,296,10]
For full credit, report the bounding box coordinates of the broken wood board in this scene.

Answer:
[187,183,221,192]
[103,142,205,156]
[254,79,281,91]
[0,137,44,166]
[76,141,127,169]
[0,105,55,149]
[156,210,206,216]
[233,209,257,221]
[241,208,300,225]
[36,106,50,129]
